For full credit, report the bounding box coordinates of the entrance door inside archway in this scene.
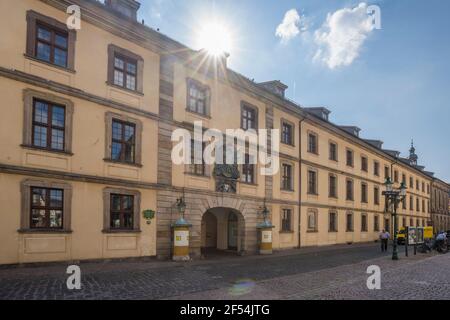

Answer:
[201,211,217,251]
[228,212,238,250]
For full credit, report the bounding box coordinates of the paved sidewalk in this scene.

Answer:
[171,252,449,300]
[1,242,444,300]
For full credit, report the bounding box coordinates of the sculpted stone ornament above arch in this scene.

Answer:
[213,164,240,193]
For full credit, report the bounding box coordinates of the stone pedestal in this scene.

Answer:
[257,222,275,255]
[172,218,191,261]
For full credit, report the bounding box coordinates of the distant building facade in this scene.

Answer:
[430,179,450,231]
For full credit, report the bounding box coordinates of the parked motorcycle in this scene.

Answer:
[419,239,434,253]
[436,239,448,253]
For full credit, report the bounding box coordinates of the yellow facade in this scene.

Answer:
[0,0,443,265]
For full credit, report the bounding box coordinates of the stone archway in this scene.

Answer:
[156,190,262,259]
[200,207,246,256]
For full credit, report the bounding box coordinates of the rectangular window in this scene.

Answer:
[394,170,399,183]
[281,121,293,145]
[361,156,368,172]
[329,142,337,161]
[374,186,380,205]
[241,104,257,130]
[281,209,292,232]
[422,199,425,213]
[416,198,420,212]
[308,133,318,154]
[281,164,293,191]
[361,183,368,203]
[35,24,68,68]
[384,218,390,232]
[346,149,354,167]
[374,161,379,176]
[113,55,137,91]
[402,174,406,184]
[32,99,65,151]
[187,80,209,115]
[110,194,134,230]
[26,11,76,70]
[416,179,419,190]
[307,210,317,231]
[410,177,414,188]
[241,153,255,184]
[190,140,206,176]
[385,166,390,180]
[111,119,136,164]
[346,213,354,232]
[307,170,317,195]
[107,45,143,93]
[374,215,380,232]
[402,196,406,209]
[30,187,63,229]
[329,211,338,232]
[361,214,368,232]
[410,196,414,210]
[329,175,337,198]
[346,179,354,201]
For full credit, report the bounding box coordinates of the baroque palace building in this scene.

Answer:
[0,0,448,265]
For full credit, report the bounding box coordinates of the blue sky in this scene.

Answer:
[137,0,450,182]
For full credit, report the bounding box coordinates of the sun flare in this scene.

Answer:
[197,22,232,56]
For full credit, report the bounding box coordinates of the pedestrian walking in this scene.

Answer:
[379,230,390,252]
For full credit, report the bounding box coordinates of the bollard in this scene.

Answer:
[257,221,275,255]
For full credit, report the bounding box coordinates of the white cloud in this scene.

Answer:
[276,9,307,43]
[314,3,375,69]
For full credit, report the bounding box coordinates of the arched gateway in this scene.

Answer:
[201,208,245,255]
[156,190,262,259]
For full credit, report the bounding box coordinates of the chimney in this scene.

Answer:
[258,80,288,98]
[105,0,141,21]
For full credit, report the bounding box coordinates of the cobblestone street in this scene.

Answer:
[0,243,448,300]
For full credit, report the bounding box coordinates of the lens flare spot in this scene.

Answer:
[229,279,255,296]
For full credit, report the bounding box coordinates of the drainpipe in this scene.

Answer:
[298,115,306,249]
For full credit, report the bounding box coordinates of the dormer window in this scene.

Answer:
[304,107,331,122]
[257,81,288,97]
[117,6,133,18]
[105,0,141,21]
